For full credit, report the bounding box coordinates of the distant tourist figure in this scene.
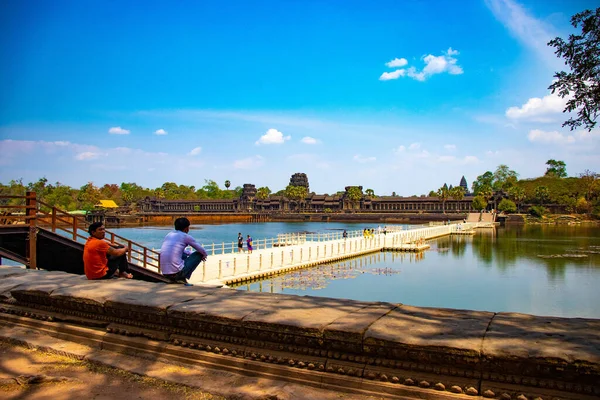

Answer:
[246,235,253,254]
[237,232,244,253]
[159,217,207,285]
[342,230,348,239]
[83,222,132,280]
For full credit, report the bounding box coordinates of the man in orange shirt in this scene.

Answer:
[83,222,133,280]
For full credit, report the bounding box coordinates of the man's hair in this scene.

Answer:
[174,217,191,231]
[88,222,103,235]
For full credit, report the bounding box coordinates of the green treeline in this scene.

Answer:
[1,160,599,217]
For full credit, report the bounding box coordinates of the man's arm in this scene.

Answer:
[107,246,127,257]
[186,236,208,259]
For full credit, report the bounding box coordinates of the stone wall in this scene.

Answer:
[0,266,598,400]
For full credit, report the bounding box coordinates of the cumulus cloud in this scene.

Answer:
[234,155,264,169]
[379,69,406,81]
[301,136,319,144]
[353,154,376,163]
[75,151,103,161]
[154,129,168,135]
[381,48,463,82]
[528,129,575,144]
[255,128,290,145]
[188,146,202,156]
[438,155,456,162]
[408,142,421,150]
[385,58,408,68]
[393,145,406,154]
[108,126,130,135]
[506,91,569,122]
[444,144,456,151]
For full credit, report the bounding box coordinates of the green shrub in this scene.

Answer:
[498,199,517,213]
[529,205,547,217]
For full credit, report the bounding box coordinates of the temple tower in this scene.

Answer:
[289,173,309,192]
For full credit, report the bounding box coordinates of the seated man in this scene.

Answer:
[83,222,133,280]
[159,217,207,285]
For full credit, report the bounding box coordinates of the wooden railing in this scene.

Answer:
[0,192,160,272]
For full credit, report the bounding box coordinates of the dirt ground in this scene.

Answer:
[0,341,387,400]
[0,341,226,400]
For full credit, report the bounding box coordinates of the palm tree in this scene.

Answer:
[535,186,550,206]
[450,186,465,212]
[508,186,525,213]
[436,185,450,213]
[224,180,231,190]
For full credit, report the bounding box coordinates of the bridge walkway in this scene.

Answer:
[193,222,482,286]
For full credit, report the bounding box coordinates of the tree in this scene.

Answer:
[545,159,567,178]
[579,169,599,200]
[224,180,231,190]
[436,185,450,213]
[345,187,363,211]
[497,199,517,214]
[472,171,494,195]
[256,186,271,200]
[576,197,590,214]
[77,182,101,211]
[472,196,487,212]
[285,185,307,211]
[548,7,600,131]
[535,186,550,206]
[365,188,375,197]
[508,186,526,213]
[450,186,464,212]
[492,165,519,191]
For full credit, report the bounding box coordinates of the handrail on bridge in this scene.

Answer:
[0,192,160,272]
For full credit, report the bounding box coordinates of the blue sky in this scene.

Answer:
[1,0,598,196]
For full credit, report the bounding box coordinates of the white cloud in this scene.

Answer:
[154,129,168,135]
[255,128,290,145]
[385,58,408,68]
[379,69,406,81]
[108,126,130,135]
[380,48,462,82]
[234,155,264,169]
[394,145,406,154]
[528,129,575,144]
[463,156,479,164]
[75,151,103,161]
[444,144,456,151]
[486,150,501,157]
[353,154,376,163]
[188,146,202,156]
[301,136,319,144]
[506,91,569,122]
[408,142,421,150]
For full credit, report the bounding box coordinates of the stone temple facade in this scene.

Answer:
[137,173,479,214]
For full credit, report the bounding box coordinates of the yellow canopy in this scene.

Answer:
[97,200,119,208]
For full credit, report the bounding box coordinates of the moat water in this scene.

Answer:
[5,222,599,318]
[106,222,600,318]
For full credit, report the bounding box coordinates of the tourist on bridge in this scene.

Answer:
[246,234,253,254]
[159,217,207,285]
[237,232,244,253]
[83,222,133,280]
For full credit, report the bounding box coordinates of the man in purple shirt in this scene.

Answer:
[159,217,207,285]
